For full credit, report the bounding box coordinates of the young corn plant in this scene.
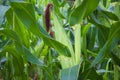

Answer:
[0,0,120,80]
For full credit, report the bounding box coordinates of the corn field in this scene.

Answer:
[0,0,120,80]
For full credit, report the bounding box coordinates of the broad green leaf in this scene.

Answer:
[89,13,110,28]
[60,64,80,80]
[53,12,74,68]
[53,12,74,56]
[74,24,81,64]
[10,2,71,57]
[6,8,30,47]
[23,46,44,66]
[14,16,30,48]
[0,29,44,66]
[84,0,99,17]
[69,0,87,26]
[10,2,40,36]
[69,0,99,26]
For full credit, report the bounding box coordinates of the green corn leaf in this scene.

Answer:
[74,24,81,64]
[9,2,71,57]
[0,29,44,66]
[23,46,44,66]
[69,0,99,26]
[6,8,30,48]
[53,12,74,57]
[53,12,74,68]
[0,46,25,78]
[60,64,80,80]
[90,21,120,67]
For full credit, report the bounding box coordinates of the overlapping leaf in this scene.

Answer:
[90,21,120,67]
[0,29,43,66]
[10,2,71,57]
[60,64,80,80]
[69,0,99,26]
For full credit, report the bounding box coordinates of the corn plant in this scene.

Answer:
[0,0,120,80]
